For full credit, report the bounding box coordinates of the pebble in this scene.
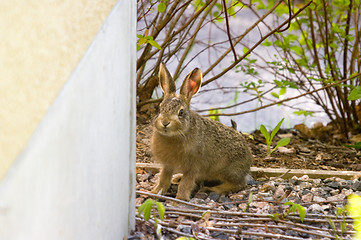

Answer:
[177,225,192,234]
[273,185,286,199]
[326,193,345,202]
[301,192,313,203]
[329,189,340,196]
[308,203,324,213]
[208,192,220,202]
[352,181,361,191]
[327,181,340,189]
[313,196,326,203]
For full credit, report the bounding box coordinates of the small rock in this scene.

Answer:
[313,196,326,203]
[273,185,286,199]
[190,198,206,205]
[299,147,311,153]
[352,181,361,191]
[330,189,340,196]
[327,182,340,189]
[291,176,299,180]
[177,225,192,234]
[322,204,331,211]
[299,175,310,181]
[323,178,335,183]
[312,179,322,186]
[301,193,313,203]
[260,181,276,192]
[238,203,248,211]
[302,189,312,195]
[211,232,228,239]
[341,188,353,197]
[308,203,324,213]
[219,196,235,210]
[250,201,272,214]
[299,182,312,189]
[277,146,296,154]
[194,192,208,199]
[289,179,301,185]
[208,192,220,202]
[326,194,346,202]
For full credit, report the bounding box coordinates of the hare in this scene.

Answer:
[150,63,253,201]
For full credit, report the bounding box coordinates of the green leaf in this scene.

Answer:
[279,87,286,96]
[270,118,285,142]
[158,2,167,12]
[276,137,290,147]
[262,39,272,47]
[296,204,307,222]
[293,110,314,117]
[268,213,280,221]
[147,40,162,50]
[348,86,361,100]
[271,92,279,98]
[138,38,147,45]
[243,47,249,54]
[260,124,270,142]
[155,201,165,220]
[138,199,154,221]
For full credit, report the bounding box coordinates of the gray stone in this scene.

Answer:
[352,181,361,191]
[327,182,340,189]
[208,192,220,202]
[308,204,324,213]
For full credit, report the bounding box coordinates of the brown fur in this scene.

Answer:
[150,63,253,201]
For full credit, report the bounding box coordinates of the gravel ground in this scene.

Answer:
[133,121,361,239]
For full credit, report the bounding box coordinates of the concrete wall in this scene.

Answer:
[0,1,135,239]
[0,0,117,178]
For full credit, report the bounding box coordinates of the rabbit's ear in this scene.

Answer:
[159,63,176,97]
[180,68,202,102]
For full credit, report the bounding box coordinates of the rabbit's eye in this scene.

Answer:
[178,109,184,117]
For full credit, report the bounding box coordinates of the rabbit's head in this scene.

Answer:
[154,63,202,137]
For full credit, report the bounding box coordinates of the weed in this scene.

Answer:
[260,118,290,156]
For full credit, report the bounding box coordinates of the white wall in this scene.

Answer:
[0,1,135,239]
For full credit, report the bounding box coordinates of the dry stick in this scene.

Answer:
[158,208,353,239]
[142,215,306,240]
[136,190,212,209]
[205,72,361,117]
[202,0,313,86]
[278,219,356,236]
[135,217,195,238]
[173,0,216,81]
[222,0,237,62]
[203,0,284,77]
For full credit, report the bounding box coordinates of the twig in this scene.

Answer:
[205,72,361,117]
[222,0,237,62]
[136,190,212,209]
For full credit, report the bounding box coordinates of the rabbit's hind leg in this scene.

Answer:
[205,178,245,194]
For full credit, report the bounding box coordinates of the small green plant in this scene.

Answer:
[138,198,165,238]
[344,142,361,149]
[176,237,196,240]
[328,207,347,240]
[346,194,361,239]
[268,201,306,222]
[284,201,307,223]
[243,192,253,212]
[260,118,290,156]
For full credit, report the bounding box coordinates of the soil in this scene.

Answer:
[136,120,361,172]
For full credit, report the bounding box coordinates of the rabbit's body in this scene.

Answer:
[151,63,253,201]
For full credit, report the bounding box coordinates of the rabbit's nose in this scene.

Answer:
[162,120,170,127]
